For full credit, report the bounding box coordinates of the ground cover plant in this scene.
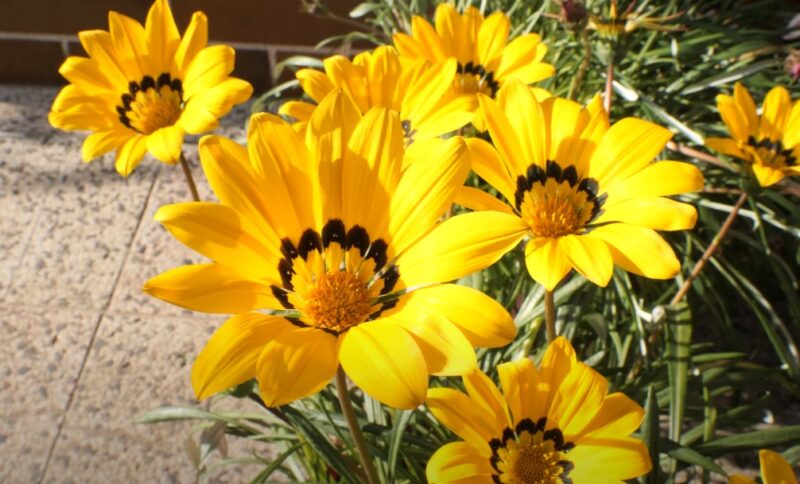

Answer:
[50,0,800,482]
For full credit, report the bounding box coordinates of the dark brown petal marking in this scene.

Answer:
[321,219,346,247]
[346,226,370,255]
[457,61,500,97]
[297,229,322,260]
[747,136,797,166]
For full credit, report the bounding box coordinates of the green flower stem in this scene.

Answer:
[544,289,557,342]
[335,367,379,484]
[179,151,201,202]
[669,192,749,305]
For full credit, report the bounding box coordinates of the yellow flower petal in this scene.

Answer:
[306,89,362,222]
[340,320,428,409]
[108,11,149,79]
[760,86,792,140]
[247,113,316,235]
[256,326,340,407]
[323,55,370,110]
[463,368,512,434]
[477,11,509,67]
[783,100,800,148]
[401,284,516,348]
[549,362,609,439]
[605,160,704,200]
[537,336,577,418]
[589,117,673,186]
[393,312,476,376]
[77,31,129,91]
[435,3,470,64]
[524,238,572,292]
[397,211,527,287]
[465,137,516,204]
[497,358,539,425]
[752,161,787,187]
[192,313,292,400]
[759,449,798,484]
[390,136,469,253]
[114,134,148,176]
[581,393,645,439]
[143,263,282,314]
[153,202,282,283]
[494,81,547,173]
[454,186,514,214]
[496,34,554,83]
[178,78,252,134]
[296,68,336,104]
[567,436,652,481]
[279,100,316,123]
[183,45,235,100]
[734,82,759,136]
[427,387,496,455]
[705,137,747,159]
[717,94,750,141]
[427,442,494,483]
[598,197,697,231]
[81,129,131,162]
[144,0,180,75]
[561,234,613,287]
[146,124,184,164]
[174,12,208,75]
[590,223,680,279]
[343,107,404,235]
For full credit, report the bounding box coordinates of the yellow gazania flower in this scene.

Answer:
[730,450,798,484]
[279,45,475,145]
[447,80,703,291]
[143,90,516,409]
[49,0,252,176]
[392,3,554,130]
[426,337,651,483]
[706,83,800,187]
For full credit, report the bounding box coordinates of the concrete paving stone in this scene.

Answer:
[44,312,264,483]
[0,85,65,140]
[0,307,97,483]
[4,158,160,310]
[0,131,84,299]
[108,146,222,318]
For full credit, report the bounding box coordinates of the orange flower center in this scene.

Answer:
[272,220,401,334]
[491,418,574,484]
[303,271,373,332]
[515,161,606,239]
[117,73,183,134]
[455,62,498,97]
[745,136,796,168]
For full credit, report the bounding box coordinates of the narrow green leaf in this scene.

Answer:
[695,426,800,455]
[251,443,303,484]
[641,385,661,484]
[661,439,727,477]
[281,406,364,483]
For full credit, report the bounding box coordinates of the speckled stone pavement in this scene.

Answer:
[0,85,268,483]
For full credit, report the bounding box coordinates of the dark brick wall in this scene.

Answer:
[0,0,361,93]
